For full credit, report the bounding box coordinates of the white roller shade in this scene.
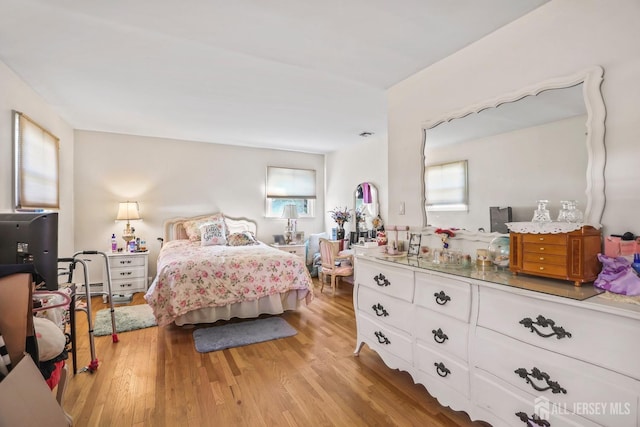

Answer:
[266,167,316,199]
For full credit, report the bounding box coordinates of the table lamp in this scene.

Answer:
[281,204,298,244]
[116,201,141,247]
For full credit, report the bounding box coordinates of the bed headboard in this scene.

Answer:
[163,214,258,242]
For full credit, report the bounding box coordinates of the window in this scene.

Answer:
[425,160,468,212]
[14,111,60,210]
[266,167,316,217]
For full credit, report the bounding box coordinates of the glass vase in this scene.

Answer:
[532,200,551,223]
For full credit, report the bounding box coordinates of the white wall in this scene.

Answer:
[325,135,388,237]
[0,60,75,257]
[74,131,325,279]
[387,0,640,237]
[426,115,587,230]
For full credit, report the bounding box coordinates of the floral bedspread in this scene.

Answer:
[144,240,314,326]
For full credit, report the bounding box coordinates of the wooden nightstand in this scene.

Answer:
[103,251,149,302]
[271,243,306,258]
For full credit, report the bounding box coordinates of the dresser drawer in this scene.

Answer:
[109,255,147,268]
[477,287,640,381]
[522,233,567,245]
[522,261,566,277]
[356,258,414,303]
[523,252,566,266]
[359,314,412,363]
[111,277,147,293]
[474,370,600,427]
[358,286,413,333]
[414,272,471,322]
[474,327,639,427]
[415,342,469,398]
[413,306,469,361]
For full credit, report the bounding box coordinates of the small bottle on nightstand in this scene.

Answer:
[111,233,117,252]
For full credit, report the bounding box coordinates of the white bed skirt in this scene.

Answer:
[173,289,309,326]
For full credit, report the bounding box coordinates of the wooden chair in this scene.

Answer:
[318,238,353,295]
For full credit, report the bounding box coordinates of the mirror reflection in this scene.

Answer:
[422,68,606,232]
[354,182,379,232]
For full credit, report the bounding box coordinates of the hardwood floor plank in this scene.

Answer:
[63,279,488,426]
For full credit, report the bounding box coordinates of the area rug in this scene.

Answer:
[93,304,157,336]
[193,317,297,353]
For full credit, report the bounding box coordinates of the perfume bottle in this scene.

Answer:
[632,253,640,275]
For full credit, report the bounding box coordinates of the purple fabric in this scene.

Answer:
[362,182,372,203]
[594,254,640,296]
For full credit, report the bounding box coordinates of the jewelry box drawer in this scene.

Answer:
[522,261,566,277]
[523,252,566,265]
[523,242,567,256]
[522,234,567,245]
[355,259,414,303]
[358,313,412,364]
[414,272,471,322]
[357,286,413,333]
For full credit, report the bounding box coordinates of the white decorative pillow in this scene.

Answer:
[200,221,227,246]
[183,213,226,241]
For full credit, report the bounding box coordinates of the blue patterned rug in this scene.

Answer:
[193,317,297,353]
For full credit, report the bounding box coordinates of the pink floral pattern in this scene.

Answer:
[145,240,314,326]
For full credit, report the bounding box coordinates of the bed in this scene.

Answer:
[144,213,314,326]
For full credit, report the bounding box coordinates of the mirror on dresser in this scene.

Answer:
[353,182,379,239]
[421,66,606,233]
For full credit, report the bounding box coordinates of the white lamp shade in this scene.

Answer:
[281,204,299,219]
[116,201,141,221]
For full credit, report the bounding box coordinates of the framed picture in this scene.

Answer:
[273,234,285,245]
[294,231,305,244]
[408,233,422,256]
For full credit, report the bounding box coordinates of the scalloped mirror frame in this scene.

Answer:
[420,66,606,231]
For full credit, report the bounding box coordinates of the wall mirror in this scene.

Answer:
[354,182,379,231]
[421,66,605,232]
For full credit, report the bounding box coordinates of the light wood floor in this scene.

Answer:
[63,278,488,426]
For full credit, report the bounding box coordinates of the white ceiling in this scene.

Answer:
[0,0,549,153]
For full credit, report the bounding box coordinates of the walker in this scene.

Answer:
[58,250,118,374]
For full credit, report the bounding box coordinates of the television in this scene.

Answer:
[0,212,59,290]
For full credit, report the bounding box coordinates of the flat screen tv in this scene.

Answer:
[0,212,58,290]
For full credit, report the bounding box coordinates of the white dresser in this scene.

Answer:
[353,256,640,427]
[103,252,149,300]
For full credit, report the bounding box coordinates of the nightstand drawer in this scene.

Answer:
[111,266,146,279]
[109,255,147,268]
[111,277,147,293]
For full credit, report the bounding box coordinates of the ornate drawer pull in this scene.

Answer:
[432,328,449,344]
[374,331,390,345]
[515,412,550,426]
[519,315,572,339]
[434,291,451,305]
[434,362,450,378]
[371,303,389,317]
[119,260,132,264]
[120,271,133,276]
[374,274,390,287]
[514,367,567,394]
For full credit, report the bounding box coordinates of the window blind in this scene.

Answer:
[426,160,468,212]
[266,167,316,199]
[14,111,60,209]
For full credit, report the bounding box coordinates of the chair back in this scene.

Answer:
[319,238,338,271]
